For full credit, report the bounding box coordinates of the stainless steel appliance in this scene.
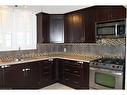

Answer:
[96,20,126,38]
[89,58,125,89]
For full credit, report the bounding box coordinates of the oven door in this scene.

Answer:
[89,67,123,89]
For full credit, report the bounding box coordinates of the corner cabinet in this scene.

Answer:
[64,11,85,43]
[36,12,50,43]
[64,8,96,43]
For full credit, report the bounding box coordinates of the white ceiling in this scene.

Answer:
[3,5,90,14]
[26,6,90,14]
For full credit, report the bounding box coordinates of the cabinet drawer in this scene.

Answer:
[63,72,81,87]
[43,65,52,70]
[64,65,81,75]
[64,61,82,68]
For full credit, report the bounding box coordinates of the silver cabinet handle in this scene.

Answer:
[1,65,10,68]
[1,65,5,68]
[4,65,10,68]
[22,69,25,72]
[26,68,30,71]
[77,61,83,64]
[48,58,53,61]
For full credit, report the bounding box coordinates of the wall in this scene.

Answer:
[0,38,126,59]
[37,38,126,58]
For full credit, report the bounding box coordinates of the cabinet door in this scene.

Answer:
[4,64,25,89]
[39,60,53,87]
[57,59,64,83]
[95,6,111,22]
[64,11,84,43]
[50,15,64,43]
[36,13,50,43]
[0,66,4,88]
[95,6,126,22]
[84,8,96,43]
[110,6,126,20]
[64,14,73,42]
[82,62,89,89]
[24,62,40,88]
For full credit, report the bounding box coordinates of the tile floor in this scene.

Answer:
[41,83,74,90]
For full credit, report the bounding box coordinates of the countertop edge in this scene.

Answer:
[0,56,92,66]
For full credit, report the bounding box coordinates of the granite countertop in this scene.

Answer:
[0,53,99,66]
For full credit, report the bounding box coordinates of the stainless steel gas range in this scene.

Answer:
[89,58,125,89]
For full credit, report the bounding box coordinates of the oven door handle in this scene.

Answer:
[90,67,97,71]
[97,68,123,76]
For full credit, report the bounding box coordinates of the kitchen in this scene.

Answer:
[0,5,126,90]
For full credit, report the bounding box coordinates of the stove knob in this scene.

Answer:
[96,63,98,65]
[117,66,119,68]
[112,65,115,68]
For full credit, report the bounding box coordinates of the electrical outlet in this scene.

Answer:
[63,48,66,52]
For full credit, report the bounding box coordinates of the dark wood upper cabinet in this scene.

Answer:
[37,13,64,43]
[36,12,50,43]
[110,6,126,20]
[36,6,126,43]
[95,6,126,22]
[64,11,84,43]
[50,15,64,43]
[83,8,96,43]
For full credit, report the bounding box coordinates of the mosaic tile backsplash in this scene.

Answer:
[0,38,126,59]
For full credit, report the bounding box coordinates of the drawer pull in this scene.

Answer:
[77,61,83,64]
[1,65,5,68]
[44,66,49,69]
[26,68,30,71]
[22,69,25,72]
[73,81,79,84]
[65,69,70,71]
[74,71,79,73]
[65,78,69,81]
[4,65,10,68]
[43,72,49,74]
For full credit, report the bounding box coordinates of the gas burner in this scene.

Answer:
[90,58,125,71]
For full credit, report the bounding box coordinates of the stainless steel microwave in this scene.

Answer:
[96,20,126,38]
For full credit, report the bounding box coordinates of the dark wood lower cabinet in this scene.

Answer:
[39,60,55,87]
[62,62,90,89]
[0,58,89,89]
[0,66,4,88]
[3,62,40,89]
[57,59,89,89]
[4,64,26,89]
